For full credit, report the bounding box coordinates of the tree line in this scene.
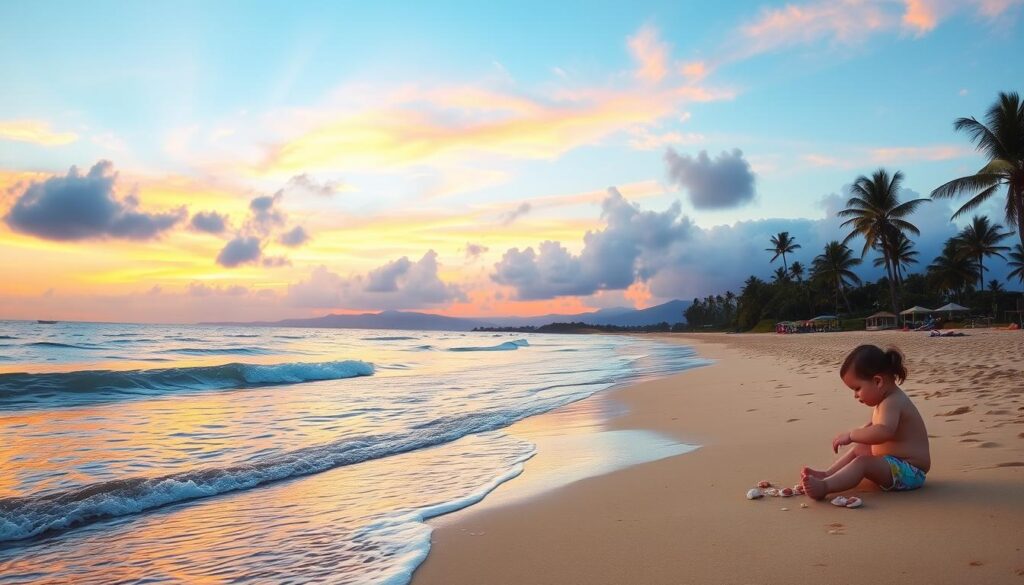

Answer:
[686,92,1024,330]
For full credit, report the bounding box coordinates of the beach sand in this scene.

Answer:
[413,330,1024,585]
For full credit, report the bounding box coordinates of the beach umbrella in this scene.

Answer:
[934,302,970,319]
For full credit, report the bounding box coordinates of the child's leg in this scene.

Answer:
[802,443,871,478]
[803,454,893,500]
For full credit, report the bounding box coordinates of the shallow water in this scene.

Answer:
[0,320,707,583]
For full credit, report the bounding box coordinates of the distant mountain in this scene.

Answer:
[201,300,691,332]
[201,310,495,331]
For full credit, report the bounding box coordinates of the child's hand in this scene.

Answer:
[832,431,853,453]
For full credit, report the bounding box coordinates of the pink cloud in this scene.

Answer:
[869,144,973,163]
[628,25,670,83]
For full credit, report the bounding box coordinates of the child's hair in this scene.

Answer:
[840,345,907,383]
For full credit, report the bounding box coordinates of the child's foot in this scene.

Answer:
[801,466,827,479]
[802,475,829,500]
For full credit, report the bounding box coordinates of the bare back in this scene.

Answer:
[870,388,931,472]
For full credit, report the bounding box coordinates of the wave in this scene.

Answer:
[26,341,98,350]
[0,403,557,544]
[0,360,374,410]
[158,347,273,356]
[361,336,417,341]
[0,335,18,340]
[101,333,141,338]
[449,339,529,352]
[224,334,260,338]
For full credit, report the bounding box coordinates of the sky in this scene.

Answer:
[1,0,1022,323]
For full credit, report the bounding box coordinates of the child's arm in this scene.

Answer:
[850,399,901,444]
[833,401,900,452]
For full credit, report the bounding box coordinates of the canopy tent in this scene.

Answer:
[898,306,934,327]
[935,302,970,315]
[809,315,839,321]
[865,311,898,331]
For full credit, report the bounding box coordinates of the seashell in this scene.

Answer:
[844,496,863,508]
[779,487,794,497]
[793,484,806,495]
[746,488,763,500]
[757,480,772,489]
[830,496,849,507]
[764,488,779,497]
[780,507,789,511]
[799,503,809,508]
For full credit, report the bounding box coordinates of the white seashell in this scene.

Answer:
[780,507,789,511]
[830,496,849,507]
[800,503,809,508]
[765,488,780,497]
[845,496,863,508]
[746,488,763,500]
[793,484,806,495]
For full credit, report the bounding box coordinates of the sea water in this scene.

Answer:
[0,321,707,583]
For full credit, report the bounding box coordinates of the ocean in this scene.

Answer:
[0,320,707,583]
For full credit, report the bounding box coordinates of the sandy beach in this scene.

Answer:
[414,330,1024,585]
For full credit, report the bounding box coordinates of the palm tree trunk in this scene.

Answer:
[979,254,985,291]
[782,253,788,273]
[884,251,899,313]
[838,281,852,314]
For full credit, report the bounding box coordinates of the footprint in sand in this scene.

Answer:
[960,438,981,443]
[977,442,1000,448]
[938,406,972,416]
[959,431,981,436]
[995,462,1024,468]
[786,418,799,423]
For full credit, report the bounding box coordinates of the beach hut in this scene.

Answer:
[865,311,898,331]
[899,305,934,327]
[934,302,970,320]
[808,315,839,332]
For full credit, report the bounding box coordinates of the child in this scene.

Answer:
[801,345,931,500]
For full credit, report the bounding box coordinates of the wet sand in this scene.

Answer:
[413,330,1024,585]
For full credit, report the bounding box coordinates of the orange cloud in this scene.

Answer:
[869,144,973,163]
[902,0,941,34]
[628,25,670,83]
[0,120,78,146]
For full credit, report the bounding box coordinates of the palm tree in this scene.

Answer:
[872,233,919,286]
[811,241,862,314]
[987,279,1005,294]
[928,238,978,303]
[839,169,930,313]
[956,215,1012,290]
[772,266,790,285]
[1008,244,1024,286]
[766,232,801,272]
[931,92,1024,250]
[789,261,805,284]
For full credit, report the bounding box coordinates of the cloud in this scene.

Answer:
[500,202,532,225]
[247,191,286,235]
[664,148,756,210]
[729,0,1022,61]
[868,144,973,163]
[285,173,346,197]
[216,236,263,267]
[491,188,694,300]
[190,211,229,234]
[278,225,310,247]
[261,255,292,268]
[4,161,185,241]
[628,128,705,151]
[287,251,465,310]
[0,119,78,146]
[188,282,249,297]
[465,242,489,259]
[628,25,670,83]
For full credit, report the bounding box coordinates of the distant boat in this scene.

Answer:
[37,320,58,324]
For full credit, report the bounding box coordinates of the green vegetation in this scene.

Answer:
[684,92,1024,333]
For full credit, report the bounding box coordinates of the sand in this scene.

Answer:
[413,330,1024,585]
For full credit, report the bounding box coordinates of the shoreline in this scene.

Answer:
[413,330,1024,585]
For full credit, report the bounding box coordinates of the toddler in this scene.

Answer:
[801,345,930,499]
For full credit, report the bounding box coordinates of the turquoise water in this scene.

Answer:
[0,321,706,583]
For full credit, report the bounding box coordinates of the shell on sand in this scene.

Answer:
[764,488,779,497]
[757,480,772,489]
[746,488,763,500]
[831,495,864,508]
[793,484,806,495]
[779,487,794,497]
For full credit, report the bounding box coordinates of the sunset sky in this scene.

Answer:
[1,0,1022,323]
